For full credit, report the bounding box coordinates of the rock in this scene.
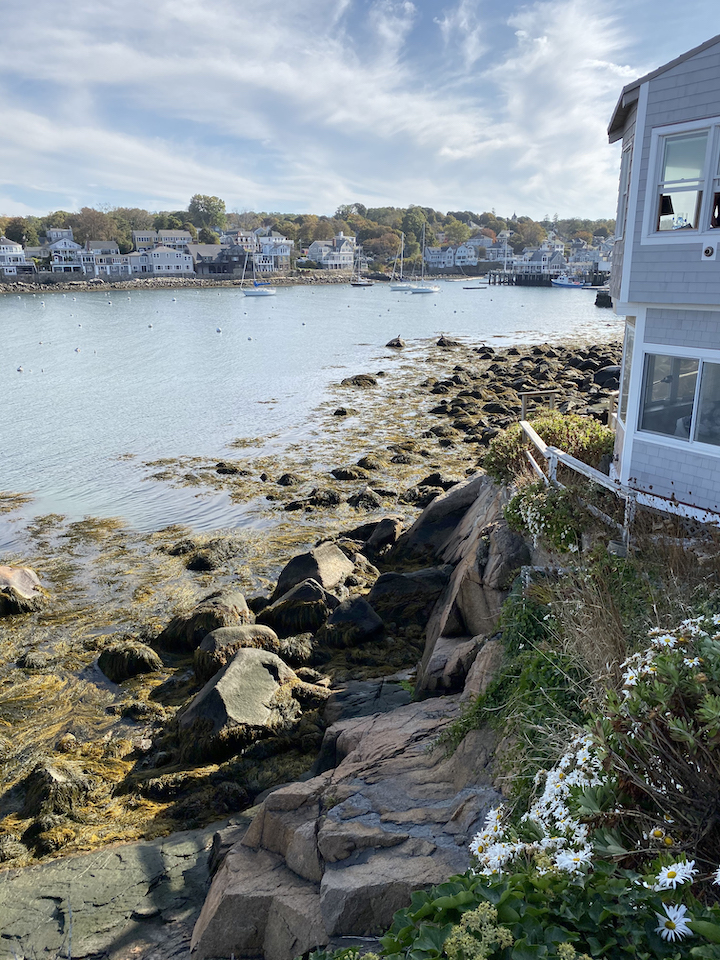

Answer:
[347,487,382,510]
[192,698,500,960]
[462,639,504,700]
[315,597,385,648]
[340,374,377,388]
[366,567,451,629]
[21,761,93,818]
[331,466,370,481]
[322,677,413,727]
[308,488,342,507]
[418,472,461,491]
[364,516,403,556]
[156,590,253,652]
[0,836,28,862]
[272,543,355,602]
[420,636,481,694]
[436,336,460,347]
[0,565,46,615]
[593,364,621,386]
[17,649,53,670]
[258,579,340,637]
[278,473,301,486]
[177,649,303,762]
[193,624,286,684]
[98,640,163,683]
[356,454,385,471]
[386,337,405,348]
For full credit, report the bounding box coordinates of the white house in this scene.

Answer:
[454,243,479,267]
[608,33,720,518]
[147,245,194,274]
[0,236,33,276]
[424,246,455,269]
[307,232,356,270]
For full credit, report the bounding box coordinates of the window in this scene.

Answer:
[638,353,720,447]
[618,317,635,422]
[616,140,633,239]
[656,131,707,231]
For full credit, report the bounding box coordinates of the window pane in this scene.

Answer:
[694,362,720,447]
[618,318,635,422]
[657,189,703,230]
[662,133,708,182]
[640,354,698,439]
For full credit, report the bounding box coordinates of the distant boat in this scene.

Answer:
[350,245,374,286]
[389,233,412,290]
[409,224,440,294]
[551,275,585,288]
[242,255,277,296]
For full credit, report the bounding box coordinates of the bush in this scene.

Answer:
[482,413,615,485]
[505,483,586,554]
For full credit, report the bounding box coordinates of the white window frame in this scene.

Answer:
[635,342,720,454]
[615,137,634,240]
[642,116,720,245]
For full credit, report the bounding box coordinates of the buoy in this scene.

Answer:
[17,366,23,372]
[248,336,252,340]
[216,327,222,333]
[75,347,80,353]
[148,324,153,328]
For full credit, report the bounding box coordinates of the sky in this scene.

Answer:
[0,0,717,222]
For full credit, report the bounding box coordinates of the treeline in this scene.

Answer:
[0,196,615,262]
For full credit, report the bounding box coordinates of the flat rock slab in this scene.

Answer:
[0,816,249,960]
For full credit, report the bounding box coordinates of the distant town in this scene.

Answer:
[0,197,615,283]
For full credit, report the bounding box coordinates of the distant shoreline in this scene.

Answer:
[0,271,490,296]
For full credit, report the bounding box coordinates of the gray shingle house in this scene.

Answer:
[609,34,720,518]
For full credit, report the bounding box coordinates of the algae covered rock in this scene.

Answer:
[315,597,384,648]
[0,565,46,616]
[258,579,339,637]
[366,567,451,629]
[21,761,93,818]
[98,640,163,683]
[156,589,253,651]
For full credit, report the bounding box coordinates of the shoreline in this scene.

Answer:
[0,271,492,296]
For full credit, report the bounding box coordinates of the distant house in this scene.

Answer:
[157,229,193,250]
[132,230,158,250]
[0,237,35,276]
[187,243,246,276]
[307,232,356,270]
[514,248,566,277]
[608,33,720,518]
[454,243,479,267]
[424,246,455,269]
[147,245,194,275]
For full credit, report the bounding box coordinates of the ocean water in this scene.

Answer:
[0,282,623,541]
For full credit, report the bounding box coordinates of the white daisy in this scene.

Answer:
[655,904,693,942]
[655,860,697,889]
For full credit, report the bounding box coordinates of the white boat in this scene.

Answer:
[242,255,277,296]
[350,245,374,286]
[389,233,412,290]
[409,225,439,294]
[550,275,585,288]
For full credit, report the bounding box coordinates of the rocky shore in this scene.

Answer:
[0,334,622,958]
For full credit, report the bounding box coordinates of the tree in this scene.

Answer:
[444,218,471,245]
[401,206,427,242]
[188,195,227,230]
[183,222,198,240]
[5,217,38,245]
[66,207,114,243]
[198,227,220,244]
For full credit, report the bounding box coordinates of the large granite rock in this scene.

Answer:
[314,597,384,648]
[193,624,290,685]
[366,567,451,630]
[191,697,499,960]
[177,649,303,762]
[272,544,354,602]
[0,566,46,616]
[156,590,253,652]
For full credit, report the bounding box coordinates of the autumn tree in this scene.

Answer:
[444,218,471,245]
[198,227,220,244]
[5,217,39,246]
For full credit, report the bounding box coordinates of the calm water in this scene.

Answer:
[0,282,623,542]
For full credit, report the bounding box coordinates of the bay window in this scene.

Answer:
[639,353,720,447]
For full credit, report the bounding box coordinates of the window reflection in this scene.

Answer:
[694,362,720,447]
[639,354,698,439]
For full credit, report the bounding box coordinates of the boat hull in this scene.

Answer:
[243,288,276,297]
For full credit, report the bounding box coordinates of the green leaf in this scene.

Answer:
[511,940,548,960]
[430,891,476,911]
[689,920,720,944]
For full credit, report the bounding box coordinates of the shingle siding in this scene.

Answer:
[626,44,720,305]
[628,440,720,512]
[644,308,720,348]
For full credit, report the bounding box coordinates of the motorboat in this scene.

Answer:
[550,275,585,288]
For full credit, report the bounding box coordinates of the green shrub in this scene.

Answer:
[482,413,615,484]
[505,483,586,554]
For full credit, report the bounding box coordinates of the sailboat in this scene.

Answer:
[389,233,412,291]
[241,253,277,297]
[350,245,374,286]
[409,224,440,294]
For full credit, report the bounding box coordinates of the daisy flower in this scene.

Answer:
[655,904,693,941]
[655,860,697,889]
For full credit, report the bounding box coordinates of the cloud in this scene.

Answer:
[0,0,649,219]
